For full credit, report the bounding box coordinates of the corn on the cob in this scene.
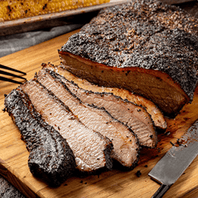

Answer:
[0,0,110,22]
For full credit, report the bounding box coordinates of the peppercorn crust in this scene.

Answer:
[61,0,198,103]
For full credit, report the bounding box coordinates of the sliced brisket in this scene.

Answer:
[35,68,139,168]
[41,64,157,148]
[59,0,198,117]
[20,80,113,173]
[44,63,167,130]
[4,89,76,187]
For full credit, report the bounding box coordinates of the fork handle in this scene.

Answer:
[151,184,172,198]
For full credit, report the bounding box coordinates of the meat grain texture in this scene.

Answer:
[44,63,167,130]
[41,64,157,148]
[59,0,198,117]
[35,68,140,168]
[20,80,113,173]
[4,89,76,187]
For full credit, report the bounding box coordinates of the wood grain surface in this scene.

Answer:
[0,29,198,198]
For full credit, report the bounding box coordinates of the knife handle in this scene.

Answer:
[152,184,172,198]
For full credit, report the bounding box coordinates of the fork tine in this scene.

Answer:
[0,76,24,84]
[0,64,26,75]
[0,70,27,80]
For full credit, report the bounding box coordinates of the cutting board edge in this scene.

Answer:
[0,162,39,198]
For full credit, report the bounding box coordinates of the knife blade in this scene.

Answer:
[149,119,198,198]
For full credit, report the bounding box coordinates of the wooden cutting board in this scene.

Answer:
[0,29,198,198]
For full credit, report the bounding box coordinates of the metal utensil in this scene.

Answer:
[149,119,198,198]
[0,64,26,84]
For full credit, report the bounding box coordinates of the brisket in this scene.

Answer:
[59,0,198,117]
[35,68,139,168]
[41,64,158,147]
[4,89,76,187]
[44,63,167,130]
[20,80,113,172]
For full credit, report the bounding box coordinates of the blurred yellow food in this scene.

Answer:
[0,0,110,21]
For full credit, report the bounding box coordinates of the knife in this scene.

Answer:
[149,119,198,198]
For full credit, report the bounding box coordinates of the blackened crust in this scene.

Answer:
[4,89,76,187]
[60,0,198,101]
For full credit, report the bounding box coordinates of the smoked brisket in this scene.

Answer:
[35,68,140,168]
[20,80,113,173]
[59,0,198,117]
[41,64,157,148]
[44,63,167,130]
[4,89,76,187]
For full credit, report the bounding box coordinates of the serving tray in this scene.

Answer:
[0,29,198,198]
[0,0,130,36]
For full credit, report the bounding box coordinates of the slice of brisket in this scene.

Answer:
[59,0,198,117]
[44,63,167,130]
[20,80,113,173]
[4,89,76,187]
[35,68,139,168]
[41,64,157,148]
